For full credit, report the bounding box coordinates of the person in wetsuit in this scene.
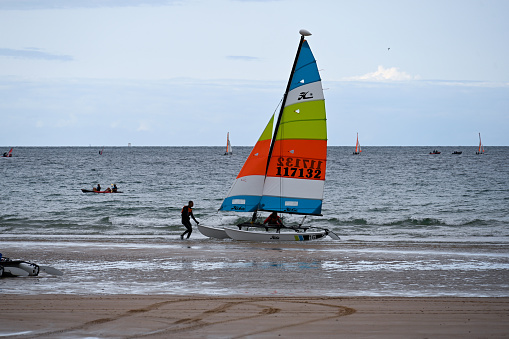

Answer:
[181,201,199,239]
[263,212,283,226]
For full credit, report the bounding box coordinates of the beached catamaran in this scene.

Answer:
[198,29,338,241]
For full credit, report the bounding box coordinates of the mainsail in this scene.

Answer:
[353,133,361,154]
[220,31,326,216]
[477,133,485,154]
[225,132,233,155]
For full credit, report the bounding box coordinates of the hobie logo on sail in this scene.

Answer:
[298,91,313,100]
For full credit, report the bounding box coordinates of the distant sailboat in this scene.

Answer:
[198,29,339,241]
[224,132,233,155]
[2,148,13,157]
[476,133,485,155]
[353,133,361,155]
[99,147,104,155]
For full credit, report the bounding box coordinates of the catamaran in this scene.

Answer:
[224,132,233,155]
[353,133,361,155]
[476,133,485,155]
[198,29,338,241]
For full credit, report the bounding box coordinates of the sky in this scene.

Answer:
[0,0,508,147]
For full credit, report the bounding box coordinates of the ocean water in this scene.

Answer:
[1,146,508,297]
[1,146,508,241]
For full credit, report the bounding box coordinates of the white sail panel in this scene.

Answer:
[262,177,324,200]
[285,81,324,107]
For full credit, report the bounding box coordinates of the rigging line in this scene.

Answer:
[253,98,284,218]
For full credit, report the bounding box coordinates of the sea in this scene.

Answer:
[1,146,508,297]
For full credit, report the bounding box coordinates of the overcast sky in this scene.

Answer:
[0,0,508,146]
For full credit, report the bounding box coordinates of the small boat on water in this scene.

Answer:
[2,148,13,157]
[82,184,121,193]
[352,133,361,155]
[198,29,338,242]
[452,151,462,155]
[81,189,123,193]
[429,150,441,154]
[224,132,233,155]
[476,133,485,155]
[1,255,63,277]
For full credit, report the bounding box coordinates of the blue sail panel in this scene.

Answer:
[219,195,261,212]
[258,196,323,215]
[289,41,321,91]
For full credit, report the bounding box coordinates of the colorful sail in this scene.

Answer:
[260,38,327,215]
[354,133,361,154]
[477,133,485,154]
[219,115,274,212]
[220,31,326,216]
[224,132,233,155]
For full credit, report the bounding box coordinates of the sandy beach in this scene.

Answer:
[1,238,508,337]
[0,295,508,338]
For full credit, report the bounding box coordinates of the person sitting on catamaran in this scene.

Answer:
[112,184,118,192]
[264,212,283,227]
[94,184,101,192]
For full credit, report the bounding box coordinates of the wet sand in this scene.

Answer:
[1,295,508,338]
[1,238,508,337]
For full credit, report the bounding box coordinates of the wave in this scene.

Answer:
[323,216,506,228]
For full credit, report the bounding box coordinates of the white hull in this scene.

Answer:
[197,224,231,239]
[224,228,327,241]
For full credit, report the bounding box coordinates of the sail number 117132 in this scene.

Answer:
[274,157,324,179]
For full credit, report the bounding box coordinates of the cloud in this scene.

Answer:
[226,56,260,62]
[0,0,181,10]
[0,48,73,61]
[345,65,418,81]
[137,121,151,131]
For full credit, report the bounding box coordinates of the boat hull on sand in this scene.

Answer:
[197,225,230,239]
[224,228,327,241]
[1,260,63,277]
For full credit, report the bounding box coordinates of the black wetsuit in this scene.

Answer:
[181,205,197,239]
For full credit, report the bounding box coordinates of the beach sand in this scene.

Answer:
[1,295,508,338]
[1,239,508,337]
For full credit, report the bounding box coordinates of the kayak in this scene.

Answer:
[81,189,123,193]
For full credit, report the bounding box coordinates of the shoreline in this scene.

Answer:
[1,295,508,338]
[2,239,508,297]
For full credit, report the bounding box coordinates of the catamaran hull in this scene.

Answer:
[197,225,231,239]
[1,260,63,277]
[224,228,327,241]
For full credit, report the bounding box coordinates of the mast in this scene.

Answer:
[265,30,310,176]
